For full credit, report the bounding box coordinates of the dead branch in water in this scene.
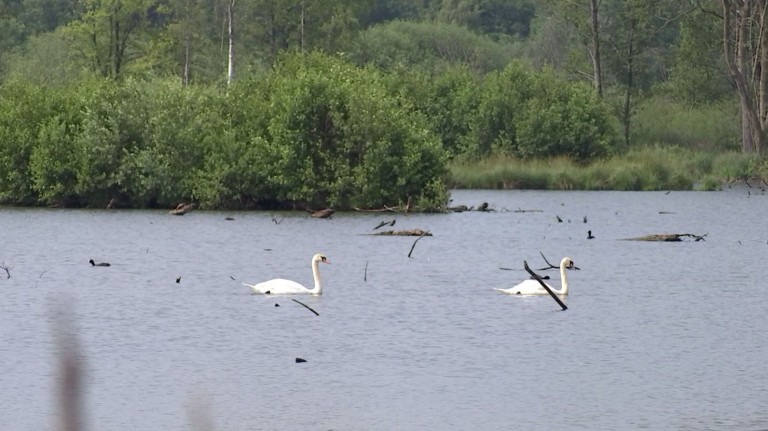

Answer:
[169,202,196,215]
[523,261,568,311]
[374,229,432,237]
[0,263,10,279]
[623,233,707,242]
[308,208,335,218]
[501,252,579,272]
[364,260,369,282]
[353,205,400,212]
[373,219,396,230]
[408,231,430,258]
[291,299,319,316]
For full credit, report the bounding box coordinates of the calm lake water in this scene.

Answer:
[1,188,767,430]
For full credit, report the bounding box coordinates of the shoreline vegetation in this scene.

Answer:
[448,147,767,192]
[2,3,768,213]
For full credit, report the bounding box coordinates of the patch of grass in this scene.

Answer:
[631,97,740,151]
[448,146,760,190]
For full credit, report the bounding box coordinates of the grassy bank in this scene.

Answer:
[448,146,762,191]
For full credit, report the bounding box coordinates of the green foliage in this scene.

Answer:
[227,51,449,209]
[382,65,481,158]
[631,96,740,151]
[449,146,759,191]
[351,20,516,74]
[0,80,56,204]
[466,62,616,161]
[665,8,732,104]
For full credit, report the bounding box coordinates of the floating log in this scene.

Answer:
[308,208,335,218]
[447,205,470,212]
[448,202,495,212]
[623,233,707,242]
[374,229,432,237]
[169,202,196,215]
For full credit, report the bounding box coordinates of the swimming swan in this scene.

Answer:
[494,257,575,295]
[243,253,329,295]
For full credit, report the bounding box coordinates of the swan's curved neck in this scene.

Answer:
[558,262,569,295]
[310,258,322,294]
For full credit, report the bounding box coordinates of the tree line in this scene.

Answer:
[0,0,764,208]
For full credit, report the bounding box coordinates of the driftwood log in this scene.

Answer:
[374,229,432,237]
[447,202,494,212]
[623,233,707,242]
[169,202,196,215]
[308,208,335,218]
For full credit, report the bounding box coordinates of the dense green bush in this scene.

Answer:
[224,52,449,210]
[463,62,616,161]
[0,80,55,204]
[0,52,448,210]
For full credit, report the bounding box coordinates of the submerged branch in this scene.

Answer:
[291,299,319,316]
[623,233,707,242]
[408,231,431,258]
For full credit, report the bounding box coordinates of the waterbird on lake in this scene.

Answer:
[89,259,110,267]
[587,230,595,239]
[242,253,329,295]
[494,257,575,295]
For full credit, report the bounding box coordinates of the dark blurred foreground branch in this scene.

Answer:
[52,302,83,431]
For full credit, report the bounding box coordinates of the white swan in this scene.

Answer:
[243,253,329,295]
[494,257,575,295]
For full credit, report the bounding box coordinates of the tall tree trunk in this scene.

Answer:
[622,22,635,146]
[721,0,766,155]
[300,2,306,54]
[589,0,603,97]
[183,33,190,86]
[227,0,235,85]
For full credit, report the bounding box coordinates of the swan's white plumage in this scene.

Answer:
[243,253,329,295]
[494,257,575,295]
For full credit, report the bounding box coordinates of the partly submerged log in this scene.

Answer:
[623,233,707,242]
[374,229,432,237]
[308,208,335,218]
[447,202,494,212]
[169,202,196,215]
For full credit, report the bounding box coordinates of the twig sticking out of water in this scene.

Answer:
[373,219,396,230]
[408,231,430,258]
[537,252,559,271]
[523,261,568,311]
[272,216,284,224]
[537,251,580,271]
[0,263,10,279]
[292,299,319,316]
[364,260,369,282]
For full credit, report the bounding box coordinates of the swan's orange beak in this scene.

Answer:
[321,256,330,264]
